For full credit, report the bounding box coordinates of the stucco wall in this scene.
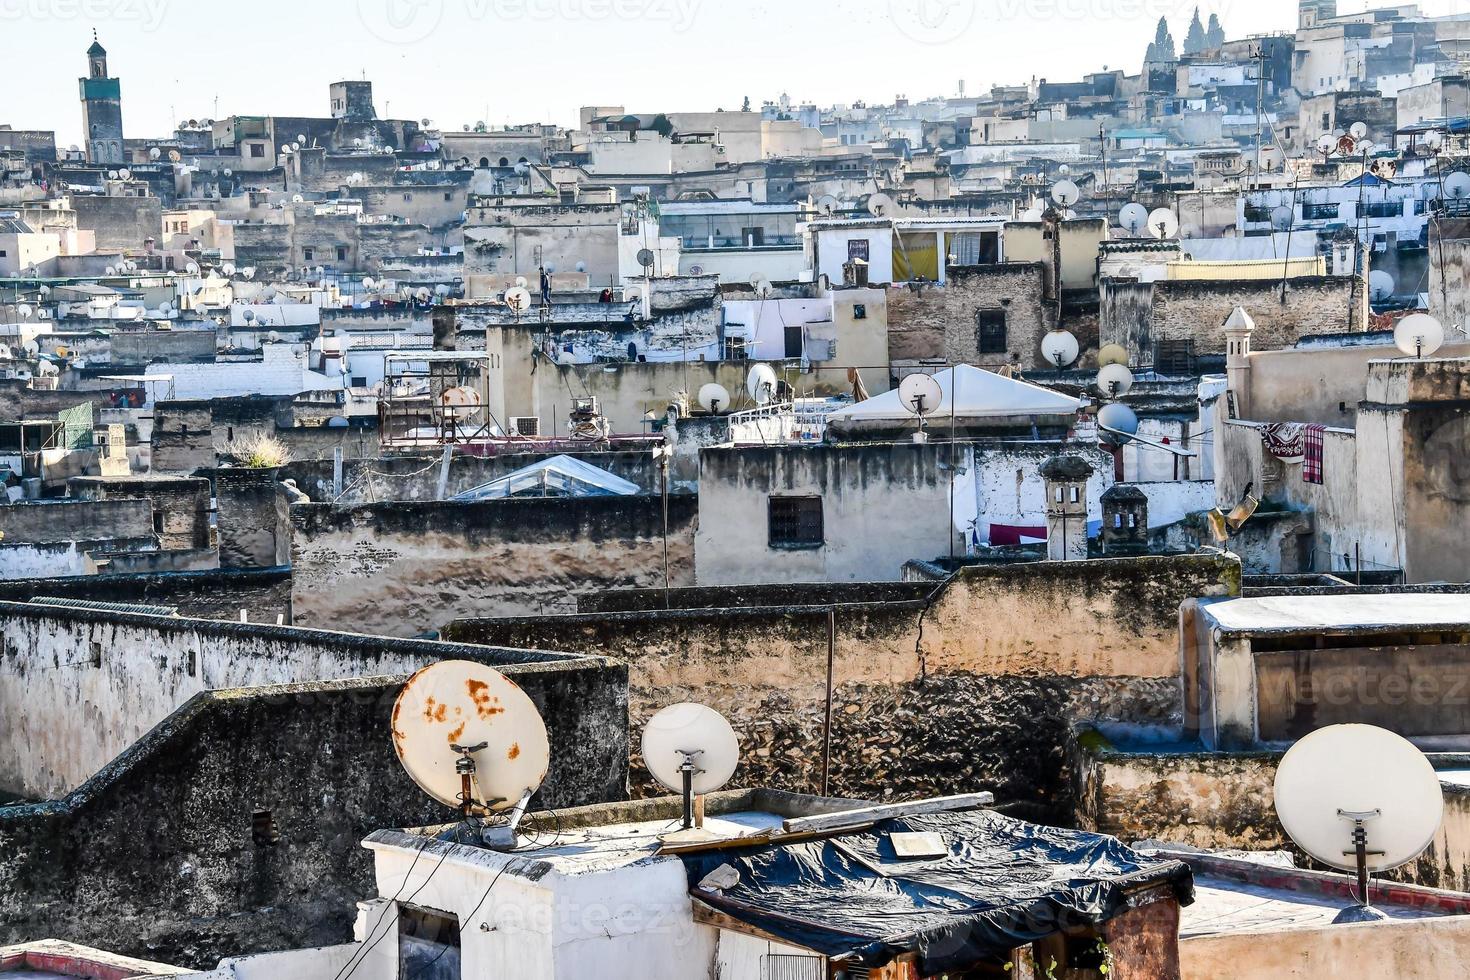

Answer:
[1180,916,1470,980]
[290,495,698,636]
[446,554,1241,818]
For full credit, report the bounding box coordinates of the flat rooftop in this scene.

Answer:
[1201,593,1470,637]
[1184,875,1452,937]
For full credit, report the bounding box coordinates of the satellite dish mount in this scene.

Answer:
[1337,808,1388,923]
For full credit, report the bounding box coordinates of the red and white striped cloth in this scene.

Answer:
[1303,424,1326,485]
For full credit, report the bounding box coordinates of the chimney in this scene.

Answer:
[1040,454,1094,562]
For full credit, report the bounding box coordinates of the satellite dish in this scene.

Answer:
[1350,121,1369,141]
[149,147,161,161]
[747,363,778,405]
[169,149,182,163]
[16,304,32,319]
[898,373,944,417]
[505,286,532,313]
[1316,133,1336,155]
[697,383,731,414]
[1426,130,1445,150]
[1118,202,1150,237]
[243,309,256,323]
[281,144,292,154]
[816,194,839,216]
[1395,313,1445,358]
[1270,206,1295,231]
[291,194,304,203]
[362,277,376,289]
[636,248,656,270]
[1097,343,1130,367]
[753,278,773,296]
[543,262,558,276]
[1042,329,1080,369]
[1050,179,1080,207]
[1097,402,1140,445]
[1058,163,1071,175]
[1275,724,1443,922]
[575,261,587,274]
[222,262,237,276]
[391,661,551,819]
[1369,270,1396,302]
[867,192,897,218]
[1097,362,1135,396]
[118,168,131,180]
[515,276,528,288]
[1445,172,1470,200]
[1147,208,1180,240]
[186,262,200,275]
[643,703,739,834]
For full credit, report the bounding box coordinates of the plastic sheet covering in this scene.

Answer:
[682,809,1194,974]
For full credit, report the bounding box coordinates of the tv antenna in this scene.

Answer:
[391,660,551,849]
[1274,724,1444,923]
[643,703,739,840]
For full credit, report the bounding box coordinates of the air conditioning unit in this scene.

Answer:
[509,416,540,437]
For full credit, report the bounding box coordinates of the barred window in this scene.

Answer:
[769,496,824,548]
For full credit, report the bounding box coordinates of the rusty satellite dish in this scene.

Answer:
[391,660,550,817]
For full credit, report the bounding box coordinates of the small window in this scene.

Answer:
[302,247,314,263]
[852,303,867,320]
[403,192,413,202]
[153,511,165,534]
[976,309,1007,355]
[398,907,460,980]
[769,496,824,548]
[444,192,453,202]
[249,143,265,158]
[351,376,366,387]
[337,246,349,262]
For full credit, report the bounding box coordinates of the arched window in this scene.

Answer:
[479,157,490,168]
[498,156,509,168]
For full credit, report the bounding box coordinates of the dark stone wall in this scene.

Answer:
[0,499,153,545]
[578,581,937,612]
[0,568,292,621]
[214,468,291,569]
[0,661,627,967]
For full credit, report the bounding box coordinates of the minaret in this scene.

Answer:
[79,31,124,165]
[1299,0,1337,30]
[1224,307,1255,421]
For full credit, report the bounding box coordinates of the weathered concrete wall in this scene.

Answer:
[578,581,936,612]
[213,469,291,570]
[445,554,1241,819]
[0,600,607,801]
[111,328,217,365]
[1072,733,1470,894]
[0,660,626,967]
[69,476,213,551]
[0,568,291,622]
[0,498,153,545]
[1180,915,1470,980]
[71,195,163,251]
[696,443,956,586]
[290,495,698,636]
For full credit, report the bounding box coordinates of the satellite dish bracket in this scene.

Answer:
[678,748,708,830]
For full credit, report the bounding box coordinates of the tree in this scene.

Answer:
[648,113,674,138]
[1145,16,1176,64]
[1184,7,1206,55]
[1206,14,1226,49]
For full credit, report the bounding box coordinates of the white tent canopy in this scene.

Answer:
[452,455,640,500]
[826,365,1087,425]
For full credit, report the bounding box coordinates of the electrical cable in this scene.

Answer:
[332,836,454,980]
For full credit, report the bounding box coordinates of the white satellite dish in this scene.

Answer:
[1395,313,1445,358]
[222,262,236,276]
[1369,270,1395,302]
[149,147,161,161]
[515,275,528,289]
[505,286,532,313]
[1445,172,1470,200]
[575,261,587,274]
[392,661,551,826]
[898,373,944,417]
[16,304,32,319]
[1118,202,1149,237]
[1021,206,1045,222]
[543,261,558,275]
[1098,362,1135,396]
[816,194,839,216]
[867,192,897,218]
[1050,179,1081,207]
[1042,329,1080,369]
[1097,402,1140,445]
[747,363,778,405]
[118,168,131,180]
[1350,121,1369,141]
[291,194,304,204]
[1316,133,1336,155]
[362,277,376,290]
[1147,208,1180,240]
[185,262,200,275]
[1270,206,1295,231]
[642,702,740,833]
[697,383,731,414]
[1275,724,1443,922]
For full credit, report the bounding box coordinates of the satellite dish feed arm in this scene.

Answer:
[1339,808,1386,916]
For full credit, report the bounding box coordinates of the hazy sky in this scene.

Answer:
[5,0,1469,145]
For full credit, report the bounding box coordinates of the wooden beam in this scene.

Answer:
[781,793,995,835]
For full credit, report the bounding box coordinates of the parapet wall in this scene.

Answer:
[445,553,1241,819]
